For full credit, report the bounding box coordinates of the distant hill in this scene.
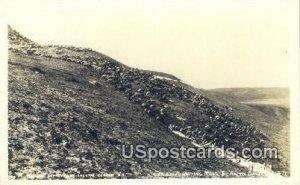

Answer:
[7,25,289,179]
[209,88,289,104]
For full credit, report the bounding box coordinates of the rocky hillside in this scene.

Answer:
[8,26,289,179]
[207,87,290,169]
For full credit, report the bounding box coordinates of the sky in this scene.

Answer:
[3,0,293,89]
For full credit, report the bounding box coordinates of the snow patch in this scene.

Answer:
[153,75,178,82]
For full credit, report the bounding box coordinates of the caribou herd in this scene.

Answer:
[9,28,269,157]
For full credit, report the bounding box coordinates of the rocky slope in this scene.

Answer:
[8,26,289,179]
[208,88,290,171]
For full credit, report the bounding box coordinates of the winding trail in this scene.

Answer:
[170,129,283,178]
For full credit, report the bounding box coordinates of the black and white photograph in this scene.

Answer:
[0,0,299,184]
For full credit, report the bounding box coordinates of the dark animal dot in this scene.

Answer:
[22,102,32,109]
[14,142,24,150]
[52,135,63,144]
[65,76,81,83]
[89,130,98,139]
[85,151,93,160]
[39,117,48,124]
[104,136,121,145]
